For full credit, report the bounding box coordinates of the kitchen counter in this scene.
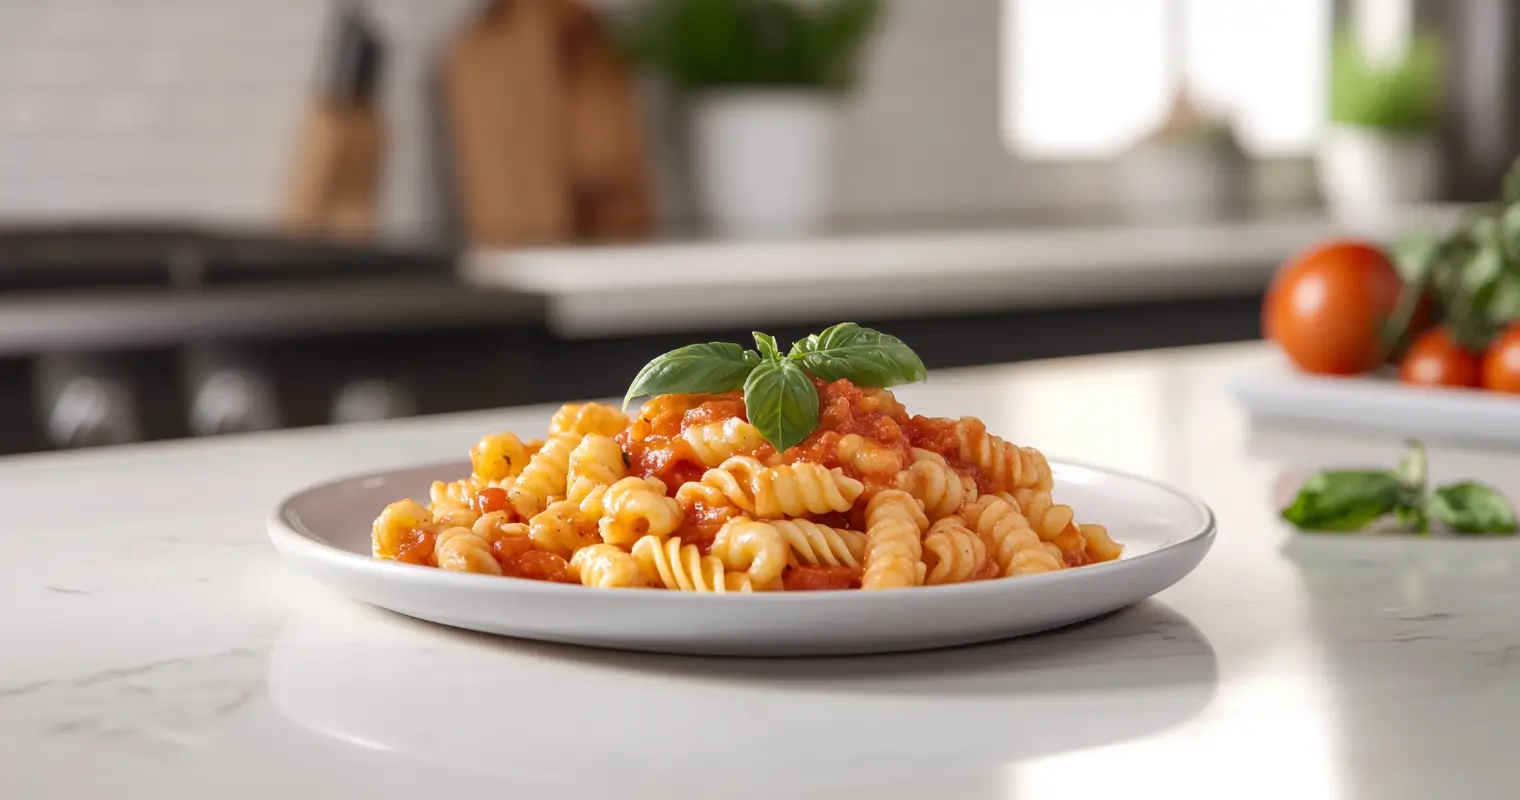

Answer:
[5,342,1520,798]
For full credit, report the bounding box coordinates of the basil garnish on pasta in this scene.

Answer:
[622,342,760,411]
[622,322,928,451]
[789,322,927,387]
[743,358,820,452]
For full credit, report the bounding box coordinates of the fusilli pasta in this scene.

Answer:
[767,518,866,568]
[681,417,767,467]
[896,448,975,521]
[372,499,431,559]
[471,432,530,483]
[953,418,1053,494]
[528,500,599,556]
[711,518,789,589]
[963,494,1064,577]
[861,489,928,590]
[549,402,628,438]
[676,456,864,518]
[570,544,652,588]
[599,477,683,545]
[922,516,988,585]
[434,527,502,575]
[509,433,580,518]
[632,535,753,592]
[566,433,626,503]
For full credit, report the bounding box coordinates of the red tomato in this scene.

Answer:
[1482,323,1520,393]
[1399,327,1483,388]
[1263,240,1403,375]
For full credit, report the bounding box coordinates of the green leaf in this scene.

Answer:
[1430,481,1519,535]
[753,331,781,361]
[743,358,820,452]
[1395,439,1428,490]
[1504,158,1520,205]
[1280,470,1408,532]
[788,322,927,387]
[623,342,760,410]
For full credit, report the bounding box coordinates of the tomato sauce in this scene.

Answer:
[472,486,511,516]
[394,528,437,565]
[784,565,862,591]
[502,550,575,582]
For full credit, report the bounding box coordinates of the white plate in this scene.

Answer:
[1231,366,1520,446]
[267,460,1215,656]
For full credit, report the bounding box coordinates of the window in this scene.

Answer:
[1003,0,1332,159]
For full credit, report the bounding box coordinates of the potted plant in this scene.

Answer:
[1318,28,1443,219]
[621,0,883,238]
[1116,93,1248,223]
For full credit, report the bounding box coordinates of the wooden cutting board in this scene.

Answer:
[445,0,572,246]
[555,0,654,241]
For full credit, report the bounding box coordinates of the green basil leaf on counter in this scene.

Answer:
[753,331,782,361]
[1395,439,1428,492]
[623,342,760,410]
[743,358,820,452]
[1280,470,1409,532]
[1429,482,1519,535]
[788,322,927,387]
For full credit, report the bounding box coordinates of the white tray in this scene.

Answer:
[1230,363,1520,447]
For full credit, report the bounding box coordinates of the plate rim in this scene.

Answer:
[267,456,1217,602]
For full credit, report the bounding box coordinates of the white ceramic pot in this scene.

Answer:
[691,91,839,238]
[1116,138,1247,223]
[1317,125,1441,220]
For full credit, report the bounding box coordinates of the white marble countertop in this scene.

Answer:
[5,341,1520,799]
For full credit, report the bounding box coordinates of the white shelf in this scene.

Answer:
[463,205,1468,338]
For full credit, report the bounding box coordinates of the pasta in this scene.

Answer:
[952,418,1054,494]
[566,433,626,503]
[570,544,652,588]
[675,456,865,518]
[861,489,928,590]
[681,417,767,466]
[895,448,976,521]
[922,516,988,585]
[549,402,628,438]
[598,477,683,545]
[509,433,580,518]
[963,494,1064,577]
[711,518,789,588]
[372,362,1120,589]
[632,536,753,593]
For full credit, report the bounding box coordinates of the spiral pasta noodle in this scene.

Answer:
[895,449,975,521]
[711,518,789,589]
[835,433,904,477]
[1007,488,1076,542]
[471,432,530,483]
[509,433,581,518]
[570,544,652,588]
[372,499,432,559]
[549,402,629,438]
[632,536,753,593]
[472,511,529,545]
[599,477,683,546]
[963,494,1063,577]
[566,433,626,503]
[861,489,928,590]
[767,519,866,568]
[1081,523,1123,562]
[922,516,988,585]
[434,527,502,575]
[680,418,767,467]
[676,457,864,518]
[528,500,599,556]
[953,419,1053,494]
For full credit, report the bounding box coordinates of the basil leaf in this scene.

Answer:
[623,342,760,409]
[743,359,819,452]
[1280,470,1407,532]
[753,332,781,361]
[788,322,927,387]
[1430,481,1519,535]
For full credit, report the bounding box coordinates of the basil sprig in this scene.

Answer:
[622,322,926,451]
[1281,440,1517,535]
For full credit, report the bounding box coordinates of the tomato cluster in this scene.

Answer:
[1264,239,1520,392]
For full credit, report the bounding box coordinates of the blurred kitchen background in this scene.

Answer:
[0,0,1509,454]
